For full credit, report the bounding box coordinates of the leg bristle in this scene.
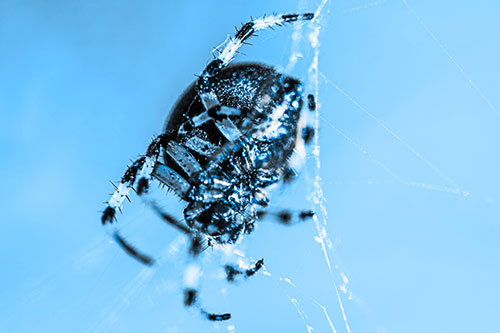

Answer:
[102,206,115,225]
[206,312,231,321]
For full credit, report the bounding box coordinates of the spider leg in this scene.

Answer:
[186,117,246,172]
[164,140,203,180]
[301,93,316,145]
[256,209,315,225]
[211,13,315,68]
[307,93,316,111]
[101,134,169,224]
[244,258,265,277]
[302,125,315,145]
[277,91,316,186]
[102,133,204,222]
[146,200,191,235]
[184,280,231,321]
[102,134,200,265]
[108,197,193,266]
[194,12,315,122]
[183,134,220,157]
[225,258,264,282]
[203,312,231,321]
[153,163,191,198]
[113,231,154,266]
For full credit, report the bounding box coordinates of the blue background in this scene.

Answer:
[1,0,499,332]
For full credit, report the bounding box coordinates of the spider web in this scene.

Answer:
[3,1,499,332]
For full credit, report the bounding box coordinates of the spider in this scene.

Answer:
[102,12,317,321]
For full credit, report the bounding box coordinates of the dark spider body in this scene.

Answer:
[162,63,304,243]
[102,12,316,321]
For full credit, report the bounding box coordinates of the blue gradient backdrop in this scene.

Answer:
[1,0,500,332]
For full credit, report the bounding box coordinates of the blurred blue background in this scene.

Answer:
[1,0,500,332]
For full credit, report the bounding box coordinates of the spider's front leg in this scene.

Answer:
[101,134,169,225]
[225,258,265,282]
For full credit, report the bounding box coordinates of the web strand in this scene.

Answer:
[401,0,500,119]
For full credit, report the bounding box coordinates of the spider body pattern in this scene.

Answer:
[102,12,316,321]
[166,63,305,244]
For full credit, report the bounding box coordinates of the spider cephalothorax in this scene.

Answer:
[102,12,317,321]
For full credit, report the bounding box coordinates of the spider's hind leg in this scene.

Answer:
[256,209,315,225]
[101,134,170,225]
[113,231,155,266]
[209,12,315,69]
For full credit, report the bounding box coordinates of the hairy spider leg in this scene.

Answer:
[279,91,316,185]
[302,125,315,144]
[184,284,231,321]
[256,209,315,225]
[102,133,203,264]
[194,12,315,123]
